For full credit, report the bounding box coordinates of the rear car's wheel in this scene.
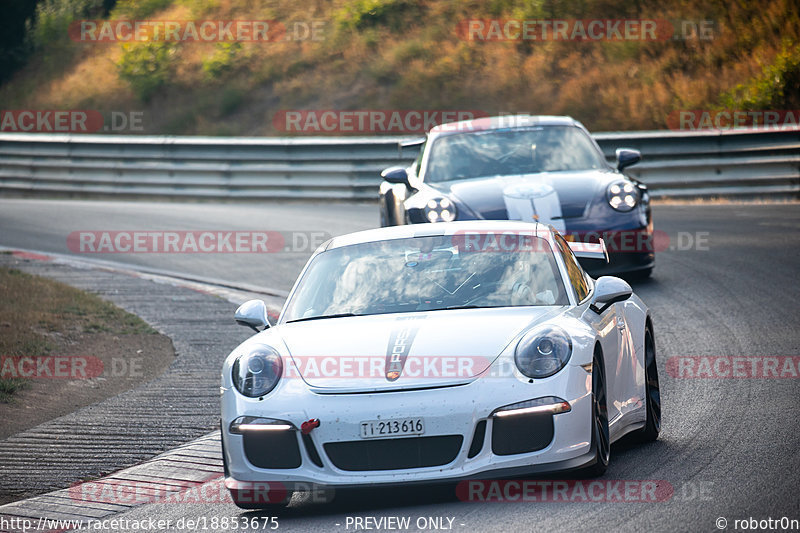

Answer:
[623,267,653,281]
[635,327,661,442]
[584,347,610,477]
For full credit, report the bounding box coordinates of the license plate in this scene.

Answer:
[359,417,425,439]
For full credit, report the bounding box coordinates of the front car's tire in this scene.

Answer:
[635,326,661,442]
[583,346,610,477]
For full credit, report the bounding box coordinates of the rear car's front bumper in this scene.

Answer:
[580,250,654,277]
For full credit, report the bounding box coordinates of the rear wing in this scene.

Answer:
[568,239,609,264]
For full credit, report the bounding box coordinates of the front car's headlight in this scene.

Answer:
[232,345,283,397]
[424,197,457,222]
[514,326,572,378]
[607,181,639,212]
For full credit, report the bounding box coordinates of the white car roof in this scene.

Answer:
[324,221,553,251]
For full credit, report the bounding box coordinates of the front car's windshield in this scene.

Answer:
[282,233,569,322]
[425,126,607,183]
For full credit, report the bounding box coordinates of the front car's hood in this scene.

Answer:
[429,170,619,223]
[273,307,562,392]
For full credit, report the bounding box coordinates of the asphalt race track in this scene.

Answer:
[1,199,799,532]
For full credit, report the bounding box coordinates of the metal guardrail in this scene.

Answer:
[595,129,800,198]
[0,128,798,200]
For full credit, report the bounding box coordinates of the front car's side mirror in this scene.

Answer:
[381,166,410,185]
[615,148,641,171]
[590,276,633,314]
[234,299,270,332]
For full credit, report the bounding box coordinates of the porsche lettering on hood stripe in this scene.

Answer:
[385,316,425,381]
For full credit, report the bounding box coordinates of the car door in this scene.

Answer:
[554,234,624,424]
[613,299,647,425]
[610,300,640,422]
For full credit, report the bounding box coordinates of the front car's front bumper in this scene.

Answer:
[221,362,596,492]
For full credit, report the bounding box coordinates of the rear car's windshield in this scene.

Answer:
[425,126,607,182]
[282,233,568,322]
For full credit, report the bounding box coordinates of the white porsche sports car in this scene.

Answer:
[220,221,661,509]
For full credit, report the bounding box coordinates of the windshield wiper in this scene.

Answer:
[286,313,362,323]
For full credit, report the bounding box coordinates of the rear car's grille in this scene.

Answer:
[324,436,463,471]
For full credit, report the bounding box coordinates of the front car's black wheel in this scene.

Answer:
[584,347,610,477]
[636,327,661,442]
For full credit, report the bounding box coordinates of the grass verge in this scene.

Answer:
[0,267,157,402]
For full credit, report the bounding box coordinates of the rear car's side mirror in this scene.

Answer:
[381,166,410,185]
[590,276,633,314]
[615,148,641,171]
[235,300,270,332]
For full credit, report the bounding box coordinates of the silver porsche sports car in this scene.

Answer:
[220,221,661,509]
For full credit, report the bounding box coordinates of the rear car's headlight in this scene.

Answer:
[607,181,639,212]
[232,345,283,397]
[425,197,457,222]
[514,326,572,378]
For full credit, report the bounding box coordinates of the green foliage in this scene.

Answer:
[720,42,800,110]
[393,39,434,63]
[0,377,29,403]
[117,41,178,101]
[220,86,245,115]
[30,0,105,48]
[202,42,242,80]
[0,267,155,402]
[177,0,220,17]
[111,0,173,19]
[334,0,424,32]
[0,0,38,83]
